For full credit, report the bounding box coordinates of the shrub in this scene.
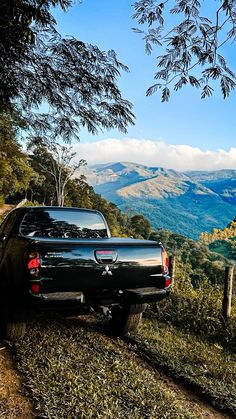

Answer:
[150,262,236,350]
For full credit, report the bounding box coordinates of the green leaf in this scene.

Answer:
[161,86,170,102]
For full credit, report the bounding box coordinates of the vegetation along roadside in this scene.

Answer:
[11,315,232,419]
[127,272,236,415]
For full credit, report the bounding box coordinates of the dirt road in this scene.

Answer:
[0,343,33,418]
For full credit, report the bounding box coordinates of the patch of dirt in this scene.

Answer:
[0,342,34,419]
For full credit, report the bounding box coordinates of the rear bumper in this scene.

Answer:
[125,286,171,303]
[29,291,87,312]
[26,285,171,313]
[41,291,84,303]
[37,287,171,305]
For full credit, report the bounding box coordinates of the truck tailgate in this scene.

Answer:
[31,237,164,292]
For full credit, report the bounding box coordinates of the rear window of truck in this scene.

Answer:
[19,209,108,239]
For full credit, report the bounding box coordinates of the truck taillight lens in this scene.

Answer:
[28,257,40,269]
[165,276,171,287]
[26,252,41,276]
[161,249,169,275]
[31,283,41,295]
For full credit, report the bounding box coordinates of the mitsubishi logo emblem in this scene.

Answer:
[102,265,113,276]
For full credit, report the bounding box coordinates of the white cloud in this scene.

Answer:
[72,138,236,171]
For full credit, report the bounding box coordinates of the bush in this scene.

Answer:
[150,265,236,350]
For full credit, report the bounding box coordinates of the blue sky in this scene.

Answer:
[53,1,236,169]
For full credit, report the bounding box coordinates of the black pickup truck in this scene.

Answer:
[0,206,171,341]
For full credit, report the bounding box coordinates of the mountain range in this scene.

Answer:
[77,162,236,239]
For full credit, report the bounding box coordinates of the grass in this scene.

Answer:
[127,275,236,414]
[131,318,236,414]
[14,315,202,419]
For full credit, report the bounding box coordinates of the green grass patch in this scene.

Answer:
[132,318,236,414]
[209,239,236,260]
[14,316,199,419]
[129,277,236,413]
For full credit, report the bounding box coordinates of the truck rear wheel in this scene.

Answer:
[0,275,7,341]
[110,303,145,336]
[6,322,26,342]
[0,270,27,342]
[0,309,6,341]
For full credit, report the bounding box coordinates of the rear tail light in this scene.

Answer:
[26,251,41,277]
[161,248,169,275]
[165,276,171,287]
[25,251,42,295]
[31,283,41,295]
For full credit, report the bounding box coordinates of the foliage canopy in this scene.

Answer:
[0,115,34,197]
[133,0,236,101]
[0,0,134,141]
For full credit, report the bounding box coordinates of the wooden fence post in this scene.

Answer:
[169,255,176,286]
[222,266,234,319]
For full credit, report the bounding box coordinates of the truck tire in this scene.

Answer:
[110,304,145,336]
[0,309,6,341]
[0,275,7,340]
[6,322,26,342]
[0,270,27,341]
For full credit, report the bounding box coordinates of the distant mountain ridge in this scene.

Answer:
[186,169,236,204]
[77,162,236,239]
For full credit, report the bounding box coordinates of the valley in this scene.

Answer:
[80,163,236,239]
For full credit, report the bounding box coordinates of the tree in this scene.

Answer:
[0,114,35,199]
[65,176,94,209]
[46,142,86,207]
[200,217,236,243]
[0,1,135,141]
[28,138,86,206]
[26,138,57,204]
[133,0,236,101]
[130,214,151,238]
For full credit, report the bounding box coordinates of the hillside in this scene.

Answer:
[209,238,236,261]
[200,217,236,261]
[79,162,236,239]
[187,170,236,204]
